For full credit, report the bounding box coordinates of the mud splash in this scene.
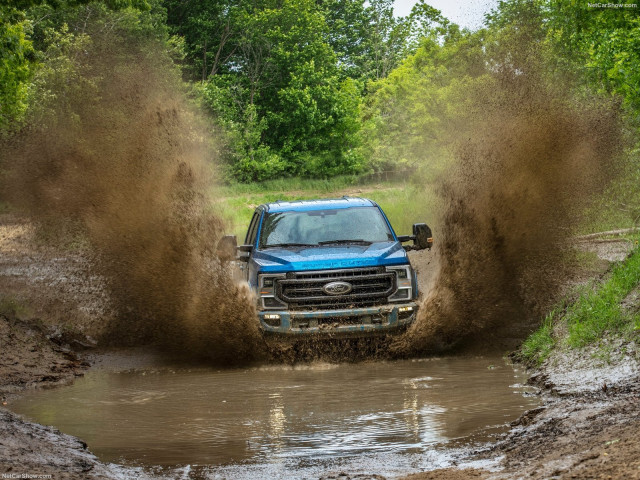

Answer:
[398,72,623,354]
[0,29,263,363]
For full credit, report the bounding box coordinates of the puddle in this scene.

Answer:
[9,355,539,477]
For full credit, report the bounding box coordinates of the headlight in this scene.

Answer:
[386,265,414,302]
[257,274,287,310]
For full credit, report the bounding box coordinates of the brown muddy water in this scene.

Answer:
[10,355,539,478]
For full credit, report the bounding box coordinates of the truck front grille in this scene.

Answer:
[275,267,397,310]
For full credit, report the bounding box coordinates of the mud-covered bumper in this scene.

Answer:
[258,303,418,336]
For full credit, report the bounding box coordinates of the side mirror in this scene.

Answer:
[216,235,238,262]
[398,224,434,250]
[237,244,254,262]
[413,223,433,250]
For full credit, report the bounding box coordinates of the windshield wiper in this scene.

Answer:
[318,239,373,246]
[264,243,318,248]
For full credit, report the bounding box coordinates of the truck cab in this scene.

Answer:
[222,197,432,336]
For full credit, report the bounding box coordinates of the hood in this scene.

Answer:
[251,241,409,273]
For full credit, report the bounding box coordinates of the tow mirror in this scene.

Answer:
[413,223,433,250]
[237,244,254,262]
[216,235,238,262]
[398,224,433,250]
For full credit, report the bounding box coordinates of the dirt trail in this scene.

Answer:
[0,214,114,339]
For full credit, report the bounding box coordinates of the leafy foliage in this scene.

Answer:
[0,8,34,129]
[191,0,365,180]
[544,0,640,115]
[361,23,487,177]
[164,0,444,179]
[2,0,640,182]
[1,0,166,132]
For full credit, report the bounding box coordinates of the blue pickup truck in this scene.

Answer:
[219,197,432,336]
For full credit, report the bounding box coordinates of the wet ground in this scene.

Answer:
[8,354,538,478]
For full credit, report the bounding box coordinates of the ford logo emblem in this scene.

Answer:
[323,281,353,295]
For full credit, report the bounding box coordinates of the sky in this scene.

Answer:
[393,0,500,30]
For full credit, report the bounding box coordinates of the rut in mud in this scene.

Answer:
[0,30,263,364]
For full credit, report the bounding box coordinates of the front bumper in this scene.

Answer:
[258,303,418,336]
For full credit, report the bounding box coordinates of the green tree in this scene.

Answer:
[198,0,362,180]
[1,0,164,131]
[319,0,449,82]
[165,0,455,180]
[0,8,34,129]
[163,0,241,81]
[361,20,485,176]
[543,0,640,114]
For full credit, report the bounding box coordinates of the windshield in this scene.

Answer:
[259,207,395,248]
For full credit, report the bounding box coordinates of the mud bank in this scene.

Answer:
[0,408,160,480]
[0,313,155,479]
[0,314,88,401]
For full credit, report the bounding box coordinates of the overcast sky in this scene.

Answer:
[393,0,500,30]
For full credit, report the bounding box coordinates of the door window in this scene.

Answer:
[245,210,261,245]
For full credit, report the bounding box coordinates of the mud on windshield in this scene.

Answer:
[259,207,395,248]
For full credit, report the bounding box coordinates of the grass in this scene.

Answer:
[218,175,371,195]
[520,310,558,366]
[578,206,638,235]
[212,175,439,239]
[566,248,640,348]
[520,238,640,366]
